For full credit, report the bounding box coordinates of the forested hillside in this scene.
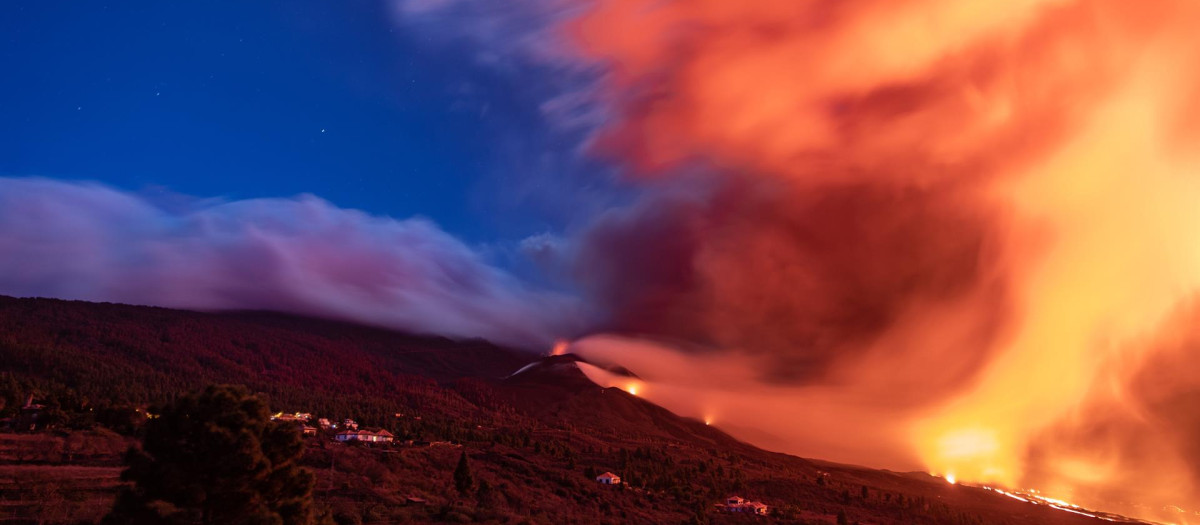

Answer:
[0,295,526,431]
[0,296,1140,524]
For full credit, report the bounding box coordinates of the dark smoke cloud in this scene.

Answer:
[398,0,1023,392]
[568,175,1012,387]
[0,177,590,348]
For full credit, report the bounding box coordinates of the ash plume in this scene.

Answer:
[531,0,1200,521]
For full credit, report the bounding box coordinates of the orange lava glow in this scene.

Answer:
[550,339,569,356]
[560,1,1200,523]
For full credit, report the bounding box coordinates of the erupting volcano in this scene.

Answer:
[542,1,1200,522]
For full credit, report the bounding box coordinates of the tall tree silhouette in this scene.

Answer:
[454,450,473,495]
[103,384,315,524]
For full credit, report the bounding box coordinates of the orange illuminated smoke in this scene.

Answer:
[559,0,1200,522]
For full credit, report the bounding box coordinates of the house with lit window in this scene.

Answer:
[335,429,393,443]
[595,472,621,485]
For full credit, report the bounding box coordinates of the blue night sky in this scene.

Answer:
[1,1,609,243]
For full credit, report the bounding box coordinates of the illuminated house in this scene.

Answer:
[595,472,621,485]
[271,412,311,422]
[723,496,768,515]
[335,429,394,443]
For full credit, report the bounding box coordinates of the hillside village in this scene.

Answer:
[270,411,455,448]
[268,411,774,516]
[5,392,786,523]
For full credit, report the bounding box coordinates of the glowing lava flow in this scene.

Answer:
[971,483,1181,524]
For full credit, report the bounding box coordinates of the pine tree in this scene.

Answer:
[103,384,315,524]
[454,450,474,495]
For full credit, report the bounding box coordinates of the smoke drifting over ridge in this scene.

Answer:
[0,177,589,348]
[535,0,1200,521]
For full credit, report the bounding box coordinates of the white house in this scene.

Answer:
[723,496,768,515]
[596,472,621,485]
[335,429,394,443]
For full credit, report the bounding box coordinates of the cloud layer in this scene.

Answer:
[0,177,589,348]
